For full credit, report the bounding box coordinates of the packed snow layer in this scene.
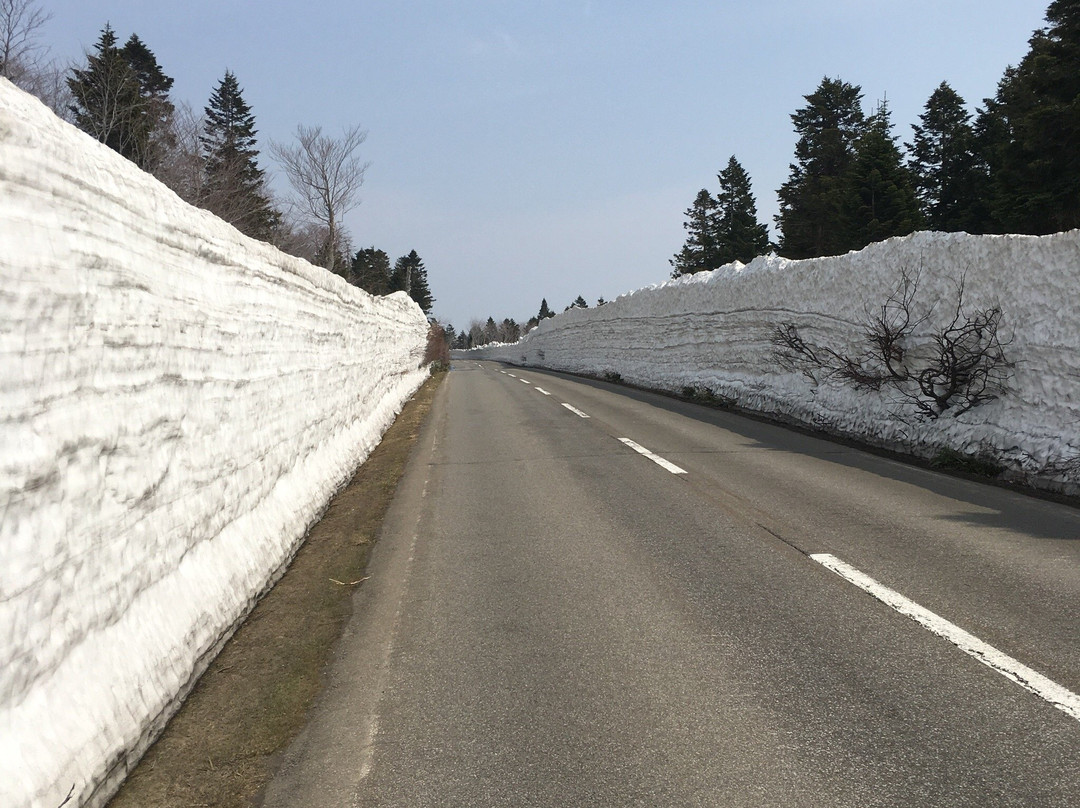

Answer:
[0,80,429,808]
[464,230,1080,491]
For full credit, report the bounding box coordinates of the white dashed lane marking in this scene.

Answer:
[617,437,687,475]
[561,403,590,418]
[812,553,1080,723]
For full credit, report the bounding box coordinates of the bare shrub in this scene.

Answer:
[771,268,1013,419]
[424,321,450,370]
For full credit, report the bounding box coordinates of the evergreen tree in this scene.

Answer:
[537,298,555,320]
[714,155,770,264]
[350,247,392,295]
[201,70,278,239]
[981,0,1080,233]
[391,250,433,313]
[906,82,983,232]
[776,77,866,258]
[119,33,174,171]
[571,295,589,309]
[842,101,922,249]
[670,188,719,277]
[68,24,147,161]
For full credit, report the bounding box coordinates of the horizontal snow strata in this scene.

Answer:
[462,229,1080,492]
[0,80,429,808]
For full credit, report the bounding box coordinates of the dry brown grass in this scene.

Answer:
[107,373,444,808]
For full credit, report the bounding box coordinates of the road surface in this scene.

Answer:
[264,360,1080,807]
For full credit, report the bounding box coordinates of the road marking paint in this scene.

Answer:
[561,403,590,418]
[507,373,517,378]
[519,378,530,384]
[535,387,551,396]
[811,553,1080,723]
[618,437,687,475]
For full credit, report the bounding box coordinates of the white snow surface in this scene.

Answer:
[463,229,1080,491]
[0,81,429,808]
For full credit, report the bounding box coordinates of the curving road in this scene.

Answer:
[264,360,1080,807]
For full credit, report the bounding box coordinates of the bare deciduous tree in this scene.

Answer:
[271,124,369,275]
[0,0,51,84]
[772,268,1013,419]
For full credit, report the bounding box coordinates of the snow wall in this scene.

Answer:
[0,80,430,808]
[463,229,1080,493]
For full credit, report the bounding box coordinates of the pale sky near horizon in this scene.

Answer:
[36,1,1050,329]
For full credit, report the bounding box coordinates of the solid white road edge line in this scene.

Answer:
[561,403,590,418]
[618,437,688,475]
[535,387,551,396]
[811,553,1080,723]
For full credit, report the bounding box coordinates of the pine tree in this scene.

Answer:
[715,156,770,264]
[118,33,174,171]
[391,250,433,314]
[981,0,1080,233]
[842,101,922,249]
[537,298,555,320]
[906,82,985,232]
[670,188,719,277]
[571,295,589,309]
[200,70,278,239]
[350,247,392,295]
[68,24,147,161]
[776,77,866,258]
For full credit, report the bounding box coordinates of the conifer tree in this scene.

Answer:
[350,247,392,295]
[537,298,555,320]
[200,70,278,239]
[670,188,719,277]
[906,82,985,232]
[68,24,147,161]
[776,77,866,258]
[119,33,173,171]
[391,250,433,314]
[981,0,1080,233]
[842,101,922,249]
[715,156,770,264]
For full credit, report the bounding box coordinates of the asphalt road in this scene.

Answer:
[263,361,1080,807]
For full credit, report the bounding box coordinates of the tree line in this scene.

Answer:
[673,0,1080,276]
[1,2,434,313]
[445,295,605,349]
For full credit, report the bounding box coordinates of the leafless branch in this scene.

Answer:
[271,124,369,274]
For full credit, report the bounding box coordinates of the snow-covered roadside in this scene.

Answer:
[0,80,429,808]
[463,230,1080,493]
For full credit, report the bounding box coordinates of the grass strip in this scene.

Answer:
[107,371,445,808]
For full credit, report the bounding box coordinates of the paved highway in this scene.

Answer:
[264,360,1080,807]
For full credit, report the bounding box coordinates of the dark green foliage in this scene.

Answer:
[391,250,433,314]
[537,298,555,320]
[714,156,770,264]
[201,70,278,239]
[351,247,392,295]
[570,295,589,309]
[980,0,1080,233]
[68,25,151,164]
[842,102,922,249]
[670,188,720,277]
[776,77,866,258]
[906,82,987,232]
[119,34,174,170]
[67,26,176,171]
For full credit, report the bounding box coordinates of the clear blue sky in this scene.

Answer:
[40,1,1050,329]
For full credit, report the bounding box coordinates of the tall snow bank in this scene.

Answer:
[464,230,1080,491]
[0,80,429,808]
